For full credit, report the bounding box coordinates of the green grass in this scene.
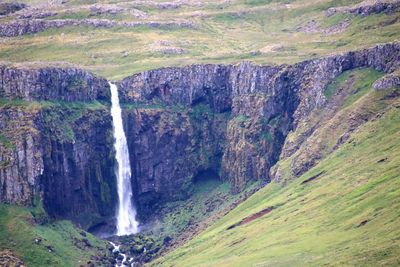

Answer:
[151,92,400,266]
[324,68,384,104]
[341,69,384,108]
[0,0,398,79]
[275,70,391,183]
[0,98,108,143]
[0,133,14,149]
[150,176,260,243]
[231,114,250,125]
[0,98,107,110]
[161,179,228,237]
[0,204,106,267]
[189,103,214,120]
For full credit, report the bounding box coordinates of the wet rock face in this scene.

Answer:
[124,107,227,218]
[0,65,110,102]
[0,109,117,229]
[119,64,233,113]
[0,107,43,206]
[119,62,298,194]
[39,108,117,228]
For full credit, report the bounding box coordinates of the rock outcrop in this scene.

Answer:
[0,2,26,16]
[326,0,400,17]
[373,71,400,90]
[0,65,110,102]
[0,18,196,37]
[0,249,26,267]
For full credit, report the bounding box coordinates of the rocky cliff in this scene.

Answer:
[0,65,116,228]
[0,18,195,37]
[0,64,110,101]
[1,41,399,229]
[119,41,400,209]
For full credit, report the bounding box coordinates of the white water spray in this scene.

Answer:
[110,82,139,236]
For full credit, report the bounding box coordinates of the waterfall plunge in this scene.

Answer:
[110,82,139,236]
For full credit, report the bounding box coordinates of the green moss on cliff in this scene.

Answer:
[39,100,107,142]
[324,68,384,102]
[189,103,213,120]
[231,114,250,126]
[0,133,14,150]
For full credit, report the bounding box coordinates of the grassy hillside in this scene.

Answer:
[150,87,400,266]
[0,0,399,79]
[0,203,106,266]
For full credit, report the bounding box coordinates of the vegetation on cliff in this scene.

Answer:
[152,85,400,267]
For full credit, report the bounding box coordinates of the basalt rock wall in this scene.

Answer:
[1,41,399,227]
[0,65,116,229]
[119,41,400,202]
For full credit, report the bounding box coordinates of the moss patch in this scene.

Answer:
[0,204,106,267]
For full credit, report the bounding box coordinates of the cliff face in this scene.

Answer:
[39,108,116,227]
[118,63,296,197]
[119,41,400,203]
[1,41,399,228]
[0,65,110,102]
[0,65,116,228]
[123,105,227,218]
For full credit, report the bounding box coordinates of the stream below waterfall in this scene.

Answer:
[109,241,136,267]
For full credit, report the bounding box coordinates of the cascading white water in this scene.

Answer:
[110,82,139,236]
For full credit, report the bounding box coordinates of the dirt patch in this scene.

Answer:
[229,237,246,247]
[301,170,326,185]
[0,249,26,267]
[297,19,350,36]
[377,157,388,163]
[322,20,351,35]
[227,206,274,230]
[357,219,369,227]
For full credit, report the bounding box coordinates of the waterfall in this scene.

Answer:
[109,82,139,236]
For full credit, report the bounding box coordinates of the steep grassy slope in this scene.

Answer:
[272,67,388,182]
[151,87,400,266]
[0,0,399,79]
[0,203,106,266]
